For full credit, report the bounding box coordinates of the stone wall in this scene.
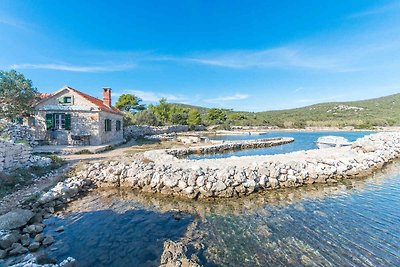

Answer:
[0,141,51,173]
[53,132,400,199]
[166,137,294,157]
[0,121,37,147]
[123,125,205,139]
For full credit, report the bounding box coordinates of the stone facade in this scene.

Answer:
[33,86,123,146]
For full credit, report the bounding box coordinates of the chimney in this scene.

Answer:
[103,87,112,107]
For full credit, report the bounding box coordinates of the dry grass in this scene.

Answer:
[124,139,187,154]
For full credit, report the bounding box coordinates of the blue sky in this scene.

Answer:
[0,0,399,111]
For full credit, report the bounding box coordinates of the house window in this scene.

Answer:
[116,120,121,131]
[46,113,71,130]
[64,96,72,104]
[105,119,112,132]
[54,113,66,130]
[58,96,73,105]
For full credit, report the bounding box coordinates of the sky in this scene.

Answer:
[0,0,400,111]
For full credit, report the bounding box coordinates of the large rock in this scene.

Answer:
[0,232,21,250]
[0,209,34,231]
[9,243,29,255]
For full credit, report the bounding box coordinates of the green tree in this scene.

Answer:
[115,94,146,112]
[206,108,227,124]
[0,70,38,119]
[187,109,202,126]
[150,98,170,124]
[134,110,160,126]
[168,105,189,125]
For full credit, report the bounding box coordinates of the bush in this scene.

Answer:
[134,110,160,126]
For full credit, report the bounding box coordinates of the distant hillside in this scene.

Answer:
[175,93,400,128]
[256,93,400,128]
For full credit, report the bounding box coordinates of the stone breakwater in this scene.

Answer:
[0,141,51,172]
[166,137,294,157]
[39,132,400,200]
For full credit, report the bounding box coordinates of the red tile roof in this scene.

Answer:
[66,87,122,114]
[38,93,51,99]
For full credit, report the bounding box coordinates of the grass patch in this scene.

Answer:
[0,155,66,198]
[74,149,94,155]
[125,139,186,155]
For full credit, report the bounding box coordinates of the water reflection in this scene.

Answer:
[42,160,400,266]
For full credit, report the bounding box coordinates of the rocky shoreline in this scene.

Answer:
[38,132,400,200]
[1,132,400,266]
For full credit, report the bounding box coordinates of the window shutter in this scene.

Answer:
[65,114,71,130]
[46,114,53,130]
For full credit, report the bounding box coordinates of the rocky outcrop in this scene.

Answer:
[160,240,201,267]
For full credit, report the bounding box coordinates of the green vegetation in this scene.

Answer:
[0,155,66,198]
[0,70,38,120]
[115,94,146,112]
[175,93,400,129]
[187,109,202,127]
[125,98,205,126]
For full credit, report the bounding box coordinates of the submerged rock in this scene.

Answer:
[160,240,201,267]
[42,235,54,247]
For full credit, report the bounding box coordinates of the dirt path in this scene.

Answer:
[0,164,72,215]
[0,139,188,214]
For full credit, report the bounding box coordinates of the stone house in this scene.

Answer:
[32,86,124,145]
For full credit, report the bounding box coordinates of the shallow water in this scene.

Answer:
[6,131,399,267]
[30,160,400,267]
[188,131,372,160]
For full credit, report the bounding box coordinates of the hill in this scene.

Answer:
[175,93,400,128]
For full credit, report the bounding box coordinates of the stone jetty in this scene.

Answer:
[166,137,294,157]
[37,132,400,200]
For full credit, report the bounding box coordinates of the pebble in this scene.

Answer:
[34,233,45,242]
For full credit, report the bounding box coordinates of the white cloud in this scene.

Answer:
[161,46,355,72]
[113,89,187,102]
[10,63,135,72]
[205,93,249,103]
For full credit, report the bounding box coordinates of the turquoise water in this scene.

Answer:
[189,131,373,159]
[36,162,400,266]
[6,131,399,267]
